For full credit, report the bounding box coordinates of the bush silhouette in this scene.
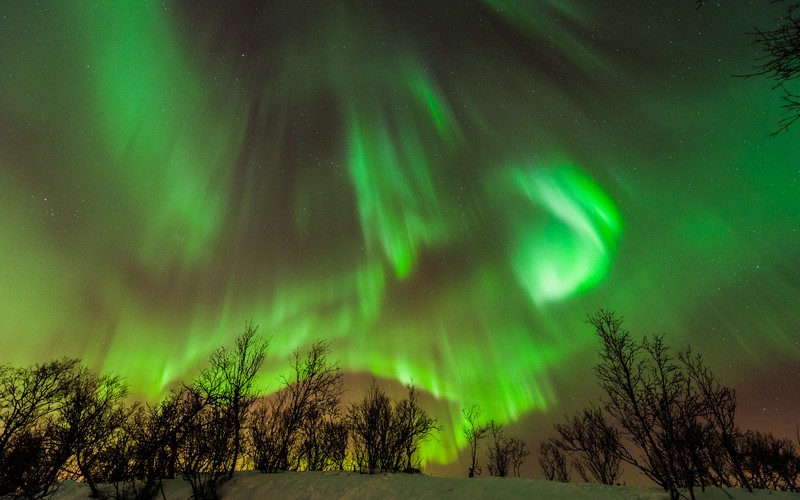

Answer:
[179,323,268,498]
[485,421,528,477]
[4,313,796,495]
[540,309,800,497]
[551,405,621,485]
[249,340,342,472]
[348,380,440,473]
[539,439,569,482]
[0,358,80,497]
[461,404,489,478]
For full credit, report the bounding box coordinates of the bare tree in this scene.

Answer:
[295,404,348,472]
[0,358,79,453]
[88,416,142,500]
[347,380,440,474]
[679,347,750,491]
[117,388,203,499]
[589,309,755,499]
[553,405,621,485]
[248,400,283,473]
[173,325,268,498]
[485,421,527,477]
[641,333,699,497]
[348,380,396,473]
[306,418,348,471]
[590,310,681,496]
[179,399,236,500]
[539,439,570,482]
[393,384,442,473]
[743,1,800,134]
[698,0,800,134]
[52,370,129,498]
[196,322,268,479]
[486,421,509,477]
[1,422,59,498]
[739,430,799,491]
[461,404,489,477]
[508,436,530,477]
[126,386,205,487]
[250,340,342,472]
[0,358,80,497]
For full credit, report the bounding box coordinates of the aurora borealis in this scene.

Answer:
[1,1,799,474]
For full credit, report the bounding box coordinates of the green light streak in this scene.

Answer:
[502,164,622,305]
[346,104,450,279]
[82,3,246,276]
[401,55,460,140]
[3,0,797,475]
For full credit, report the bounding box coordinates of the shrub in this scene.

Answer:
[552,406,621,485]
[486,421,528,477]
[249,340,342,472]
[539,439,569,482]
[348,381,440,473]
[461,404,489,478]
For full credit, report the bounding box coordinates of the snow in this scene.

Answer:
[49,472,800,500]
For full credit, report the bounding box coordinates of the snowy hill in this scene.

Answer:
[52,471,799,500]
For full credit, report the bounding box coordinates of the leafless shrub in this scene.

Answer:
[348,380,399,473]
[739,430,799,492]
[196,322,267,479]
[486,421,528,477]
[539,439,570,482]
[180,324,268,498]
[179,400,236,500]
[393,384,441,472]
[1,423,61,498]
[102,388,205,500]
[348,380,440,474]
[52,370,129,498]
[250,340,342,472]
[0,358,80,497]
[553,405,621,485]
[461,404,489,478]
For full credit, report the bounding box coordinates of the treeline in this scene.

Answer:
[7,310,788,499]
[0,324,442,499]
[538,310,800,499]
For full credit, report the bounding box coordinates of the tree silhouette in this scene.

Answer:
[348,380,397,473]
[744,2,800,134]
[539,439,570,482]
[461,404,489,478]
[250,340,342,472]
[679,347,751,491]
[739,430,799,491]
[590,310,675,492]
[196,322,268,479]
[486,421,528,477]
[53,370,128,498]
[586,309,769,498]
[0,358,80,496]
[700,0,800,134]
[176,324,268,498]
[348,380,440,473]
[552,405,621,485]
[179,397,236,500]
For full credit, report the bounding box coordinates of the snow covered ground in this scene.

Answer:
[51,471,799,500]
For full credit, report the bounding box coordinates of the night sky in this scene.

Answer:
[1,1,799,474]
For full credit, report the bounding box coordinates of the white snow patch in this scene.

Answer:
[47,471,798,500]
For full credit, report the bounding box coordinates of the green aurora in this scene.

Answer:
[1,1,798,469]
